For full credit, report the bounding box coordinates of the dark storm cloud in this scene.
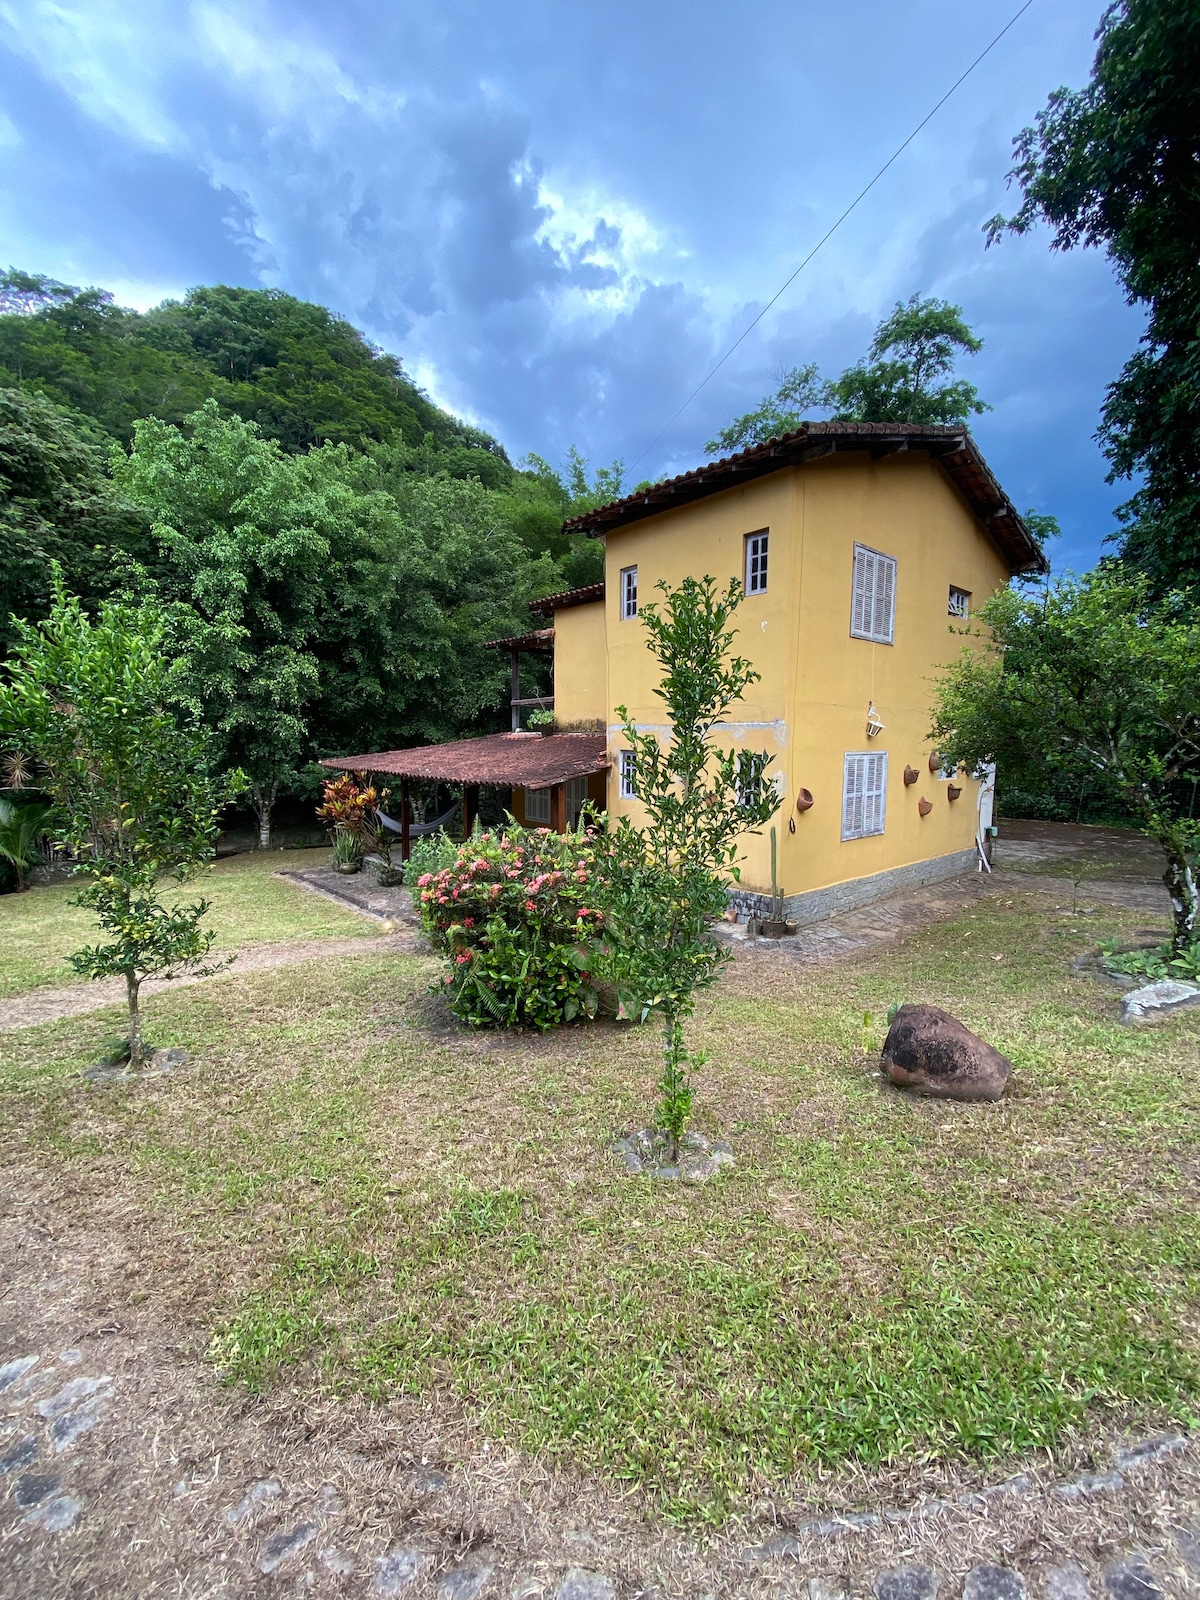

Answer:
[0,0,1139,566]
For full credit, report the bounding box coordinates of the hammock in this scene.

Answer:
[378,799,461,839]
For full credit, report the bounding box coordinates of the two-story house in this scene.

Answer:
[326,421,1044,926]
[511,421,1047,925]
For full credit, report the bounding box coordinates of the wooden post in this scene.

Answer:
[550,782,566,835]
[463,784,479,840]
[400,777,411,862]
[510,648,521,733]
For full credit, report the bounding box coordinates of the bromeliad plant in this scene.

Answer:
[0,580,244,1070]
[417,824,604,1030]
[597,575,779,1157]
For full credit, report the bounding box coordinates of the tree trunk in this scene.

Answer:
[252,779,278,851]
[126,971,146,1071]
[1158,822,1199,956]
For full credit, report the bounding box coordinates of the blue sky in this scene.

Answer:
[0,0,1141,572]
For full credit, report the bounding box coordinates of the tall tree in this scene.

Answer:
[705,365,827,456]
[827,295,988,426]
[113,402,328,848]
[704,296,987,455]
[986,0,1200,591]
[930,569,1200,955]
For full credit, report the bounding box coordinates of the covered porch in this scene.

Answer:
[320,731,609,860]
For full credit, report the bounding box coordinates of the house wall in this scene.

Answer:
[551,600,607,729]
[600,449,1010,902]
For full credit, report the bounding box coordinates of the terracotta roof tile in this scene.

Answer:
[320,731,608,786]
[528,582,605,616]
[561,422,1048,575]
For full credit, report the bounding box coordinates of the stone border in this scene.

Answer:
[738,1433,1193,1561]
[774,849,980,929]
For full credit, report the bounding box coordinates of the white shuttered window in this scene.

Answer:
[850,543,897,644]
[842,752,888,840]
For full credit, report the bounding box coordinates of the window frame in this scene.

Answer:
[841,751,889,841]
[565,774,588,826]
[948,584,971,619]
[744,528,769,595]
[523,786,551,825]
[850,543,897,645]
[619,749,637,800]
[620,564,638,620]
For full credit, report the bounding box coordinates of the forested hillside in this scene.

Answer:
[0,270,612,840]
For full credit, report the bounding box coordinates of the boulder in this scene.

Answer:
[881,1004,1011,1102]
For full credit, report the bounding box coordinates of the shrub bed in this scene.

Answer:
[417,826,605,1029]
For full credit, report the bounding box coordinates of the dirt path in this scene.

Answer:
[0,932,426,1034]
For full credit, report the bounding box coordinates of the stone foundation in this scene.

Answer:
[727,848,979,927]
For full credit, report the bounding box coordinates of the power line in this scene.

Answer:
[628,0,1036,475]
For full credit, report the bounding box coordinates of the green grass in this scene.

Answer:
[0,890,1197,1524]
[0,848,379,999]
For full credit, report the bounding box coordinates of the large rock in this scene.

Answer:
[881,1004,1011,1102]
[1119,978,1200,1025]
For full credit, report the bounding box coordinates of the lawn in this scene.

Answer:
[0,888,1197,1526]
[0,848,379,999]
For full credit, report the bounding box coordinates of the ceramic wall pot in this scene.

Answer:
[795,788,814,812]
[918,797,933,816]
[947,784,963,801]
[903,765,919,786]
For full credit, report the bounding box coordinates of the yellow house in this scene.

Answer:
[525,421,1047,926]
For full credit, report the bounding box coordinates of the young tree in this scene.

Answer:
[0,583,243,1068]
[930,570,1200,954]
[598,576,779,1156]
[986,0,1200,592]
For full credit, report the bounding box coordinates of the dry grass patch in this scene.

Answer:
[0,889,1197,1526]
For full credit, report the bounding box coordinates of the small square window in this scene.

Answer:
[524,786,551,824]
[619,750,637,800]
[850,544,897,644]
[620,565,638,620]
[745,530,769,595]
[948,585,971,619]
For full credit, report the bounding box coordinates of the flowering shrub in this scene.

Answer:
[417,824,605,1029]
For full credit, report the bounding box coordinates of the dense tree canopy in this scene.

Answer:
[0,386,155,658]
[987,0,1200,592]
[931,569,1200,952]
[0,269,628,844]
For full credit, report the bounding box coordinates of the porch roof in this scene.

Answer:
[320,731,608,787]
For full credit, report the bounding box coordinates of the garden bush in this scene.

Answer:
[402,828,460,887]
[416,824,605,1029]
